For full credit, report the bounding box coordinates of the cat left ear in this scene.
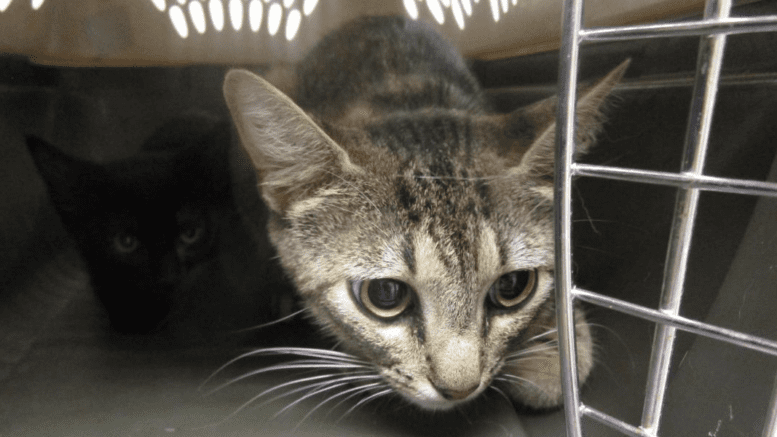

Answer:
[505,60,630,179]
[223,69,363,213]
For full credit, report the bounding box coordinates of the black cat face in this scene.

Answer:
[84,202,219,333]
[26,116,233,333]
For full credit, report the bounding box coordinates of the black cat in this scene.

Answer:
[26,115,248,334]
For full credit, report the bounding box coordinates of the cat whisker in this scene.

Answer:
[488,385,515,409]
[518,317,590,346]
[202,359,370,395]
[230,308,306,333]
[210,373,336,426]
[218,371,378,425]
[407,175,501,181]
[504,343,559,361]
[249,346,366,363]
[201,347,368,390]
[573,184,600,234]
[512,200,551,238]
[574,244,614,255]
[505,356,561,367]
[228,373,341,417]
[493,374,544,392]
[269,374,381,417]
[520,329,559,345]
[336,387,394,423]
[288,380,386,430]
[585,321,637,374]
[207,368,339,397]
[320,168,381,215]
[324,382,389,419]
[500,365,569,380]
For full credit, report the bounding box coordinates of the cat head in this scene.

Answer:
[223,62,627,410]
[26,115,232,333]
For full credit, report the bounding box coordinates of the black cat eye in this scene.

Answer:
[179,225,204,245]
[112,232,139,254]
[351,279,412,319]
[487,269,537,309]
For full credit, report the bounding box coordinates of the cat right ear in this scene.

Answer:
[223,69,363,213]
[502,60,629,180]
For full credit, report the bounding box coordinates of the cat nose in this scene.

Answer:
[433,382,480,401]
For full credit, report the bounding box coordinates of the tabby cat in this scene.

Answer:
[224,16,626,411]
[26,114,244,334]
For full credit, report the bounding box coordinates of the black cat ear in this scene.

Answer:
[26,135,78,192]
[223,69,364,213]
[26,135,100,217]
[505,60,629,180]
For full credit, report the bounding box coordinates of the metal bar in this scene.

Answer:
[573,163,777,198]
[580,404,653,437]
[763,373,777,437]
[613,72,777,91]
[640,1,731,434]
[486,72,777,97]
[574,288,777,357]
[555,0,585,434]
[580,15,777,42]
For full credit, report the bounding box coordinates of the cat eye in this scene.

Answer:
[179,225,204,245]
[113,232,139,254]
[351,279,412,319]
[487,269,537,309]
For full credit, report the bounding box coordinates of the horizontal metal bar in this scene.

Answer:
[580,16,777,42]
[573,287,777,357]
[615,72,777,91]
[580,404,652,437]
[485,72,777,97]
[573,163,777,198]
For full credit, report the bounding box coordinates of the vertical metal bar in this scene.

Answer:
[555,0,584,435]
[763,373,777,437]
[640,0,731,434]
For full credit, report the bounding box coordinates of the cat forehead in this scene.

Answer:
[361,111,482,160]
[326,169,551,277]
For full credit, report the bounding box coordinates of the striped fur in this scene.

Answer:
[224,16,626,411]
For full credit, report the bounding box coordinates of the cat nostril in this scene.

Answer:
[435,384,479,401]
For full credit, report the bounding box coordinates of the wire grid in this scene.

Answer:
[553,1,777,436]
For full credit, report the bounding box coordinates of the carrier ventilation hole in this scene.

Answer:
[403,0,519,28]
[0,0,47,12]
[149,0,317,40]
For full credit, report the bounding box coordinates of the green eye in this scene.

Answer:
[113,232,139,254]
[352,279,412,319]
[487,269,537,309]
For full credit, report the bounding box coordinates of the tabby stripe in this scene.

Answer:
[403,235,416,275]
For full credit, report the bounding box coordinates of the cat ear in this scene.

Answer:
[505,60,629,179]
[26,135,102,218]
[223,69,363,213]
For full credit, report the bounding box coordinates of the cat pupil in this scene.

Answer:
[179,226,203,245]
[369,280,403,309]
[354,279,412,319]
[498,272,527,298]
[489,270,536,309]
[113,232,139,254]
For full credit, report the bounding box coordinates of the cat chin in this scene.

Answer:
[403,394,466,411]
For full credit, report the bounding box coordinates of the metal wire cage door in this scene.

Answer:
[553,0,777,436]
